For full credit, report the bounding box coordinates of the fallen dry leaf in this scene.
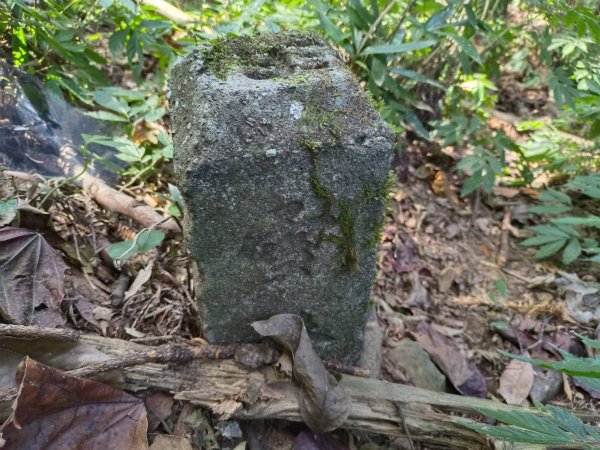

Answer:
[498,357,534,405]
[0,337,118,390]
[0,356,148,450]
[492,187,520,198]
[133,119,160,144]
[145,392,175,432]
[0,227,66,327]
[148,435,192,450]
[252,314,351,432]
[412,321,486,398]
[124,262,154,301]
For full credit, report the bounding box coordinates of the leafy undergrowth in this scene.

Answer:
[378,138,600,414]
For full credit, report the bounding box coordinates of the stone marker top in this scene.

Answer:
[170,32,393,361]
[193,31,342,79]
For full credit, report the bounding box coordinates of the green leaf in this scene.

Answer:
[529,204,572,215]
[143,106,166,121]
[404,110,430,139]
[552,215,600,227]
[521,234,565,247]
[465,408,575,444]
[548,405,587,442]
[528,225,570,238]
[501,351,600,378]
[589,119,600,139]
[490,320,509,331]
[534,239,566,259]
[370,58,387,87]
[12,26,28,66]
[390,68,445,89]
[126,32,143,64]
[451,35,482,64]
[496,279,507,297]
[361,40,438,55]
[562,239,581,264]
[539,189,572,204]
[461,170,482,197]
[0,198,18,226]
[462,422,573,445]
[109,29,128,56]
[84,111,129,122]
[316,5,345,44]
[168,183,184,211]
[572,332,600,350]
[0,198,18,215]
[94,90,129,115]
[574,375,600,393]
[588,254,600,263]
[106,240,138,261]
[135,229,165,254]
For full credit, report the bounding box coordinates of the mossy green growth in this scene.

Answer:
[363,170,397,202]
[364,171,395,248]
[337,200,359,272]
[201,32,322,80]
[310,173,335,212]
[364,89,385,111]
[365,216,385,249]
[300,103,342,143]
[300,138,322,158]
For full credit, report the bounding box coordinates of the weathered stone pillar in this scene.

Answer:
[170,32,393,361]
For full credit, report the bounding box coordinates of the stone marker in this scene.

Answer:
[170,32,393,361]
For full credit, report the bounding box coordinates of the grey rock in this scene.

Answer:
[530,367,563,403]
[170,32,393,361]
[385,339,446,392]
[216,421,243,440]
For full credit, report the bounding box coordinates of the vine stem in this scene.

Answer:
[356,0,399,56]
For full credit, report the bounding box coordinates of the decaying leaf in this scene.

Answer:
[412,321,486,398]
[0,227,66,326]
[148,435,192,450]
[251,314,351,432]
[0,337,118,392]
[0,356,148,450]
[498,357,534,405]
[124,261,154,301]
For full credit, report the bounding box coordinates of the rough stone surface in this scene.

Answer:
[359,307,384,378]
[384,339,446,392]
[530,367,563,404]
[170,32,393,361]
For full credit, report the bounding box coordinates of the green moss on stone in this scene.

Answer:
[300,139,322,158]
[363,170,397,202]
[201,32,322,80]
[337,200,359,272]
[365,216,385,249]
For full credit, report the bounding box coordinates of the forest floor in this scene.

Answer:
[1,76,598,450]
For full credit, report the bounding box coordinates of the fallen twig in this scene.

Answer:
[496,206,511,267]
[77,172,181,236]
[0,324,80,341]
